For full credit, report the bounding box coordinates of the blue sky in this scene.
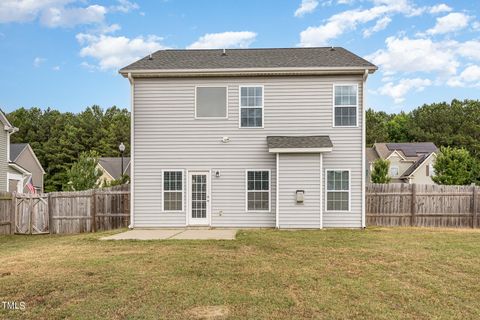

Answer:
[0,0,479,114]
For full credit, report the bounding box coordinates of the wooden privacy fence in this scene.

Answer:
[0,184,130,235]
[49,184,130,234]
[367,183,480,228]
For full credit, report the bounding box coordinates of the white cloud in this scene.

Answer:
[33,57,46,67]
[363,16,391,37]
[298,0,421,46]
[457,40,480,61]
[187,31,257,49]
[77,33,166,70]
[378,78,432,103]
[366,36,459,75]
[0,0,108,27]
[110,0,139,13]
[40,4,106,28]
[429,4,452,14]
[294,0,318,17]
[52,65,61,71]
[425,12,471,35]
[447,65,480,87]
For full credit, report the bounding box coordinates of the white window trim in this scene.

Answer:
[332,83,359,128]
[390,166,399,177]
[161,169,185,212]
[194,85,229,119]
[325,169,351,213]
[7,172,24,193]
[245,169,271,213]
[238,85,265,129]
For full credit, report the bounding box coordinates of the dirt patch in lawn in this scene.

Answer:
[186,305,230,319]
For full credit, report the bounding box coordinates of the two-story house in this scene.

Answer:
[366,142,438,184]
[120,47,377,229]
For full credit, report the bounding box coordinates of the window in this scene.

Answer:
[326,170,350,211]
[195,86,227,118]
[162,170,184,211]
[427,163,436,177]
[390,166,399,177]
[240,86,263,128]
[246,170,270,211]
[334,85,357,127]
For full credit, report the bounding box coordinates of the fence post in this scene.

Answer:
[10,192,16,235]
[48,193,52,234]
[28,193,33,234]
[92,190,97,232]
[472,184,477,229]
[411,184,417,226]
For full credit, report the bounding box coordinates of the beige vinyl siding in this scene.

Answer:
[0,130,8,191]
[14,147,44,193]
[278,153,321,228]
[133,75,363,228]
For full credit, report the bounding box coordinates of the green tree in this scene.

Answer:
[366,108,391,146]
[371,158,391,183]
[64,151,102,191]
[432,147,479,185]
[386,112,411,142]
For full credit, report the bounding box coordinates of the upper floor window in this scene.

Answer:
[240,86,263,128]
[390,166,399,177]
[195,86,227,118]
[334,85,357,127]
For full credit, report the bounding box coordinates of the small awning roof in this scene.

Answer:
[267,136,333,153]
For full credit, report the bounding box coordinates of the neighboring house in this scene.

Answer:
[120,47,377,229]
[0,110,18,192]
[97,157,131,185]
[10,143,45,193]
[0,110,44,193]
[366,142,438,184]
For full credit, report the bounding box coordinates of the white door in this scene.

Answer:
[188,171,210,226]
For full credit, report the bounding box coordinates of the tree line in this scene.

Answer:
[7,106,130,192]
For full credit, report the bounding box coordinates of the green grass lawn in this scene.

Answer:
[1,228,480,319]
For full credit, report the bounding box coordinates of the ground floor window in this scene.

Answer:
[326,169,350,211]
[162,170,184,211]
[246,170,270,212]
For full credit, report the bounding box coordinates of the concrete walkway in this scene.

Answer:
[100,228,237,240]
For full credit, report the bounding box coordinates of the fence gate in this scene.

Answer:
[15,194,49,234]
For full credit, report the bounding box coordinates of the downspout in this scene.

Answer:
[361,69,368,229]
[128,72,135,229]
[276,153,279,229]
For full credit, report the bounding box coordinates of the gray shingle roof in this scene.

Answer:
[10,143,28,162]
[120,47,377,72]
[267,136,333,149]
[99,157,131,180]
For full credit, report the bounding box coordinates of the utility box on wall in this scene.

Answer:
[296,190,305,203]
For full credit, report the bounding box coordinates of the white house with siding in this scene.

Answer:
[120,47,377,228]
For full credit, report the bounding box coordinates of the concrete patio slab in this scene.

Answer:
[100,229,237,240]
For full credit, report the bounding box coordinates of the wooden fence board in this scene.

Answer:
[367,183,480,228]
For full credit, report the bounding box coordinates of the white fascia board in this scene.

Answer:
[268,147,333,153]
[120,66,377,77]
